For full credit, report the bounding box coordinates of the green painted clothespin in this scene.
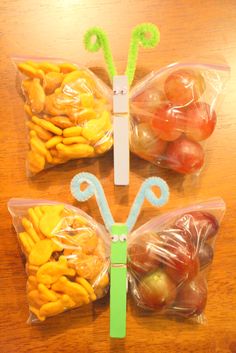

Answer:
[70,172,169,338]
[84,24,160,186]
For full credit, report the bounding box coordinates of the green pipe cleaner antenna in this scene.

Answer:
[83,23,160,85]
[125,23,160,84]
[84,27,117,80]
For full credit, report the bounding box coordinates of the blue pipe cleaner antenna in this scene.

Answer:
[70,172,114,231]
[70,173,169,232]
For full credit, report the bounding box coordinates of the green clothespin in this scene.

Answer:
[84,24,160,186]
[71,172,169,338]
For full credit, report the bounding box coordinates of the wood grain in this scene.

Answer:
[1,1,236,352]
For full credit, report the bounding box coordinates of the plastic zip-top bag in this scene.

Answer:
[128,198,225,322]
[8,198,110,323]
[14,57,113,175]
[130,60,230,175]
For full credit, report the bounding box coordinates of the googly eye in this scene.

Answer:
[111,234,119,242]
[119,234,127,242]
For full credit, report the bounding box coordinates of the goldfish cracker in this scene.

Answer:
[95,273,109,289]
[62,70,92,87]
[93,237,106,260]
[28,79,45,114]
[63,126,82,138]
[56,143,94,159]
[24,103,33,117]
[28,207,41,234]
[27,275,38,290]
[39,205,64,238]
[45,136,63,149]
[29,305,46,321]
[74,108,97,123]
[94,135,113,155]
[51,276,89,303]
[28,289,47,308]
[72,215,88,227]
[59,62,78,73]
[38,62,60,74]
[44,94,66,116]
[29,239,54,266]
[36,256,75,285]
[43,72,64,95]
[76,277,96,301]
[47,116,73,129]
[80,93,94,108]
[19,232,35,254]
[30,136,48,157]
[72,254,104,280]
[26,263,41,276]
[22,217,42,243]
[34,206,43,219]
[68,229,98,254]
[38,283,58,302]
[39,294,76,318]
[51,238,64,252]
[25,61,39,69]
[18,63,38,79]
[46,150,53,163]
[40,204,64,215]
[32,116,62,135]
[82,110,111,142]
[62,136,89,145]
[26,121,53,141]
[27,150,45,173]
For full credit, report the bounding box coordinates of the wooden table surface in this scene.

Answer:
[1,1,236,352]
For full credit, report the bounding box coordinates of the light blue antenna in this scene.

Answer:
[70,172,169,339]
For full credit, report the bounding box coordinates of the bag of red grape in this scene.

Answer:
[128,198,225,323]
[130,60,230,175]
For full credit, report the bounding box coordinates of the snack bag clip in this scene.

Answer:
[70,172,169,338]
[84,24,160,185]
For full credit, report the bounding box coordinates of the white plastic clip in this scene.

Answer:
[113,75,129,186]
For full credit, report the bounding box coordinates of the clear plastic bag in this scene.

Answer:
[130,61,230,175]
[128,198,225,322]
[8,198,110,323]
[14,58,113,175]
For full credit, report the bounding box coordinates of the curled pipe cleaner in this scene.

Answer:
[83,23,160,85]
[84,27,117,81]
[70,173,169,232]
[125,23,160,85]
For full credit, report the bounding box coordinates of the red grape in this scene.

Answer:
[151,104,185,141]
[160,229,199,284]
[164,69,206,106]
[173,276,207,317]
[198,243,214,269]
[132,86,165,112]
[131,123,167,158]
[185,102,217,141]
[165,136,204,174]
[138,269,177,310]
[175,211,219,244]
[128,233,161,275]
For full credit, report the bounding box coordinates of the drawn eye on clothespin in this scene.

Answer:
[84,24,160,186]
[71,172,169,338]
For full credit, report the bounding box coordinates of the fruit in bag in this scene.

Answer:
[8,199,110,322]
[16,60,113,175]
[130,62,229,175]
[128,199,225,321]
